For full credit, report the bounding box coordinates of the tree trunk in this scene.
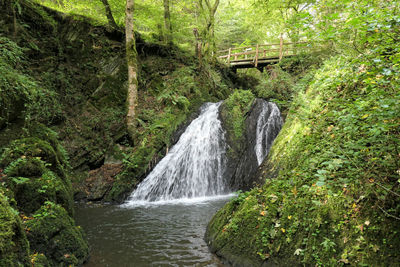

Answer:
[125,0,138,140]
[198,0,220,58]
[100,0,119,30]
[163,0,172,45]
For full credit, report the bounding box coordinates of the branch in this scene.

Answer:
[378,205,400,221]
[203,0,211,11]
[211,0,220,14]
[374,182,400,198]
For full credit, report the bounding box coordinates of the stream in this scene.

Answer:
[75,196,232,267]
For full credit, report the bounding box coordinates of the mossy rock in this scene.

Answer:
[3,157,47,178]
[4,166,73,215]
[220,89,255,155]
[26,123,69,168]
[25,202,89,266]
[0,191,30,267]
[0,137,67,180]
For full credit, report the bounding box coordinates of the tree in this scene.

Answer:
[197,0,220,57]
[100,0,119,30]
[163,0,172,44]
[125,0,138,140]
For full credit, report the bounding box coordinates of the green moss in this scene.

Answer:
[30,253,50,267]
[5,167,73,215]
[207,54,400,266]
[0,130,74,215]
[25,202,89,266]
[0,137,67,180]
[221,90,255,141]
[105,145,156,202]
[219,89,255,158]
[0,191,30,267]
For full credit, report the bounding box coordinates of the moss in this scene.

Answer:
[30,253,50,267]
[5,167,73,215]
[207,55,400,266]
[0,137,67,180]
[105,145,156,202]
[219,89,255,157]
[25,202,89,266]
[0,130,74,215]
[0,191,30,267]
[221,90,255,141]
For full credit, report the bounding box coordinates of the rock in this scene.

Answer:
[25,202,89,266]
[0,137,74,215]
[85,163,123,201]
[0,191,30,267]
[223,98,282,191]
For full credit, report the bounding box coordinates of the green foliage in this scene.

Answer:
[0,136,74,215]
[0,191,30,267]
[251,52,323,112]
[0,37,62,128]
[253,66,295,108]
[25,202,89,266]
[1,137,68,179]
[221,89,255,141]
[207,47,400,266]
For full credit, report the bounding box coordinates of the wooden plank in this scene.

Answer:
[231,50,256,57]
[217,41,309,55]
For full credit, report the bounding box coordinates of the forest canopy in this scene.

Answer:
[34,1,397,54]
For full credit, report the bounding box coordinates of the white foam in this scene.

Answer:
[121,193,236,208]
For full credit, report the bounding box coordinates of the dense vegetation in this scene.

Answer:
[0,0,399,266]
[206,1,400,266]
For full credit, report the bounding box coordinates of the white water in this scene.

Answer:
[125,102,228,205]
[255,101,283,165]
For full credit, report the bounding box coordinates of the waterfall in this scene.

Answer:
[255,101,283,165]
[126,102,227,203]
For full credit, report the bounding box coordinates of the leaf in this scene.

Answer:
[294,248,303,256]
[362,114,369,119]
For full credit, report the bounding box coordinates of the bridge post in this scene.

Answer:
[228,48,232,64]
[255,44,259,67]
[279,34,283,62]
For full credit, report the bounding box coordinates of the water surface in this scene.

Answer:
[75,196,232,267]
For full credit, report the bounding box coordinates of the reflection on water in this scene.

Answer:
[75,196,232,267]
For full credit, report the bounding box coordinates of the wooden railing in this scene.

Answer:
[217,37,315,68]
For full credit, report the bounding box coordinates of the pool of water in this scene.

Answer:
[75,195,233,267]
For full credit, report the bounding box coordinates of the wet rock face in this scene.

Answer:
[84,163,123,201]
[223,99,282,191]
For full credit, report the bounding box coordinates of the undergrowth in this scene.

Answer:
[207,40,400,266]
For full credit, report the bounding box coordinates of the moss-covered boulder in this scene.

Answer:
[1,137,68,180]
[25,202,89,266]
[0,191,30,267]
[1,138,73,215]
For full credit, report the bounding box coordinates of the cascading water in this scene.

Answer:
[79,100,284,266]
[254,101,283,165]
[126,102,227,203]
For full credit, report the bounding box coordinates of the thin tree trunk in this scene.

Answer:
[209,0,219,55]
[12,4,17,39]
[163,0,172,44]
[198,0,220,58]
[100,0,119,30]
[125,0,138,140]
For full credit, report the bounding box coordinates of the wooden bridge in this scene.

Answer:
[217,38,314,71]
